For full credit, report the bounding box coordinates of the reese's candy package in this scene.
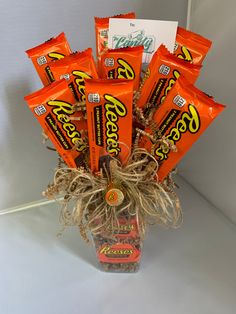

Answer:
[137,44,201,115]
[141,76,225,181]
[26,32,72,86]
[95,12,136,74]
[174,27,212,65]
[100,46,143,91]
[85,79,134,172]
[49,48,98,102]
[24,79,87,168]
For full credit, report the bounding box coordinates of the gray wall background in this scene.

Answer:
[179,0,236,223]
[0,0,188,210]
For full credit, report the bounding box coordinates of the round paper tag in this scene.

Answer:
[105,188,124,207]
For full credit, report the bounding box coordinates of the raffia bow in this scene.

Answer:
[43,148,182,242]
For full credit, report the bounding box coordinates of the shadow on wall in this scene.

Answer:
[0,77,57,210]
[139,0,188,26]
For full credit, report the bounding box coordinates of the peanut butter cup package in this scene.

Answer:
[85,79,134,172]
[137,45,201,116]
[100,46,143,91]
[141,76,225,181]
[24,79,87,168]
[50,48,98,102]
[94,12,136,74]
[26,32,72,86]
[174,27,212,65]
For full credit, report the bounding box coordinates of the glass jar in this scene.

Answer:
[93,216,142,272]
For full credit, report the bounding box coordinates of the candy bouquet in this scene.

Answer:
[24,12,225,272]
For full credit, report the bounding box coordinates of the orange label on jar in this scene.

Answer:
[110,218,138,238]
[97,243,141,263]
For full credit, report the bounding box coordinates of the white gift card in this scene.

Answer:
[108,19,178,64]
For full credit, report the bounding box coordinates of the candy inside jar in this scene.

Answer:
[93,214,142,273]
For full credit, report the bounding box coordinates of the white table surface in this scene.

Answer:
[0,177,236,314]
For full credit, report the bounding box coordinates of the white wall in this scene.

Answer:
[179,0,236,223]
[0,0,188,210]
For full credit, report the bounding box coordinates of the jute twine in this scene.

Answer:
[43,149,182,242]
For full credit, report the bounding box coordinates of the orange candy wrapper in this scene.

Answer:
[24,79,87,168]
[141,76,225,181]
[26,32,72,86]
[94,12,136,74]
[49,48,98,102]
[174,27,212,65]
[137,44,201,115]
[100,46,143,91]
[85,79,134,172]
